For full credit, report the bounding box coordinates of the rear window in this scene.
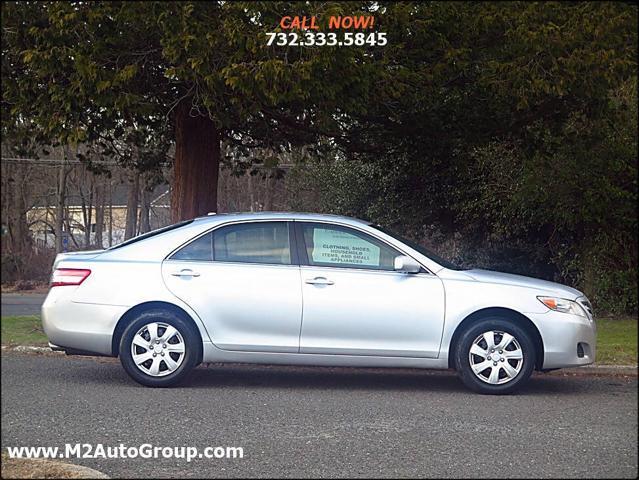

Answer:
[108,220,194,250]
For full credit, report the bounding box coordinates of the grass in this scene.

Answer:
[1,316,48,346]
[0,315,636,365]
[595,317,638,365]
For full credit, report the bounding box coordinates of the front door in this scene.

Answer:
[296,222,445,357]
[162,221,302,353]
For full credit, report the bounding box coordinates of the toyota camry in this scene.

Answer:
[42,212,596,394]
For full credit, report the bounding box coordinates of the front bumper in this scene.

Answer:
[527,309,597,369]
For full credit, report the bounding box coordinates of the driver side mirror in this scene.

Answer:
[394,255,422,274]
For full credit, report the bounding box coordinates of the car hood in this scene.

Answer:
[460,269,583,299]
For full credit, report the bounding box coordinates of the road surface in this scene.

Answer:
[1,353,637,478]
[1,293,46,317]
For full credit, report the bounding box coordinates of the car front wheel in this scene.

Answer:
[454,318,536,394]
[119,310,200,387]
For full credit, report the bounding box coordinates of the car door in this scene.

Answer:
[296,221,445,358]
[162,220,303,353]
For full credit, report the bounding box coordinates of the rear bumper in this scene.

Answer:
[527,310,597,369]
[41,288,127,356]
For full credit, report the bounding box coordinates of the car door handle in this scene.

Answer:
[171,269,201,277]
[305,277,334,286]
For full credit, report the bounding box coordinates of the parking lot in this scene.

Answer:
[1,353,637,478]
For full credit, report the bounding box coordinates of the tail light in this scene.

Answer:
[51,268,91,287]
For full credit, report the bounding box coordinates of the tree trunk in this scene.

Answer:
[14,163,31,253]
[172,102,220,222]
[264,173,273,211]
[124,170,140,240]
[138,185,152,234]
[94,179,105,249]
[4,163,30,277]
[108,180,113,247]
[248,174,255,212]
[80,175,93,247]
[63,205,79,249]
[55,158,72,253]
[5,165,17,251]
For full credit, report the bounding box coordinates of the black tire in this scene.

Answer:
[454,317,536,395]
[119,309,201,387]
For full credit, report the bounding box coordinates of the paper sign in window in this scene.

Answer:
[311,228,380,267]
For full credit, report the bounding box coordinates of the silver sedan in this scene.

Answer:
[42,212,596,394]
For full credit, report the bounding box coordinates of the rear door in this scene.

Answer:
[162,221,303,353]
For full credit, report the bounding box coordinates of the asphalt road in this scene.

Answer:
[1,293,46,317]
[1,354,637,478]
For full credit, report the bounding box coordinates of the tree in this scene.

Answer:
[2,1,378,221]
[3,1,636,312]
[290,2,638,313]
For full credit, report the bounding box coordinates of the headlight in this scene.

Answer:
[537,296,588,317]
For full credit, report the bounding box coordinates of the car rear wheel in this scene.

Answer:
[454,318,536,394]
[119,310,200,387]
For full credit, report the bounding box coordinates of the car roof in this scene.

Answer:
[192,211,372,226]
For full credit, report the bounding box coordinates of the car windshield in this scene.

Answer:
[371,225,464,271]
[108,220,194,250]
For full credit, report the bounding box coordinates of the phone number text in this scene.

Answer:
[266,32,387,47]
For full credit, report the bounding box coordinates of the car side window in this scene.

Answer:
[171,222,292,265]
[213,222,292,265]
[170,231,213,261]
[300,223,399,271]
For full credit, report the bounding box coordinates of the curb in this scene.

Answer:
[1,345,56,354]
[554,365,638,376]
